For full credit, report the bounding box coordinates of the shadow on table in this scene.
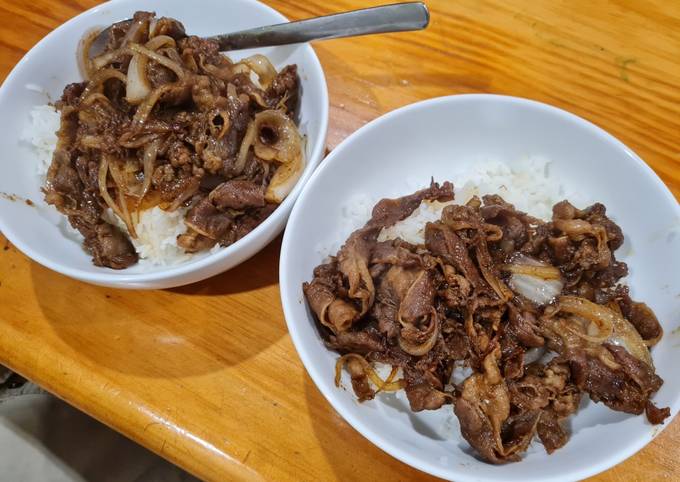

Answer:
[302,374,438,482]
[169,235,281,296]
[30,237,285,377]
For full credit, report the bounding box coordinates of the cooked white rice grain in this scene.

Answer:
[23,104,60,177]
[104,207,198,266]
[321,156,586,257]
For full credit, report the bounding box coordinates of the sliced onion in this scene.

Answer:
[117,181,136,238]
[121,16,149,46]
[127,33,176,105]
[107,159,137,237]
[145,35,176,51]
[252,110,302,164]
[265,150,305,203]
[502,263,561,280]
[553,219,593,237]
[128,43,185,80]
[235,119,257,174]
[523,346,548,365]
[484,224,503,242]
[609,317,654,367]
[558,296,614,341]
[139,138,161,203]
[198,57,239,80]
[130,83,176,129]
[236,110,304,200]
[335,354,405,392]
[126,53,151,104]
[564,315,610,344]
[77,28,100,79]
[507,255,563,305]
[241,54,277,89]
[80,93,113,107]
[119,133,160,149]
[558,296,652,366]
[92,47,131,71]
[79,135,104,149]
[99,156,136,237]
[79,68,127,100]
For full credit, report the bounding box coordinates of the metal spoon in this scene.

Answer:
[88,2,429,59]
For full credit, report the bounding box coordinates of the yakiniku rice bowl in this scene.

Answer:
[280,95,680,482]
[0,0,329,289]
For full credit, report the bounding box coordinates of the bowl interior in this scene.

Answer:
[0,0,327,285]
[281,95,680,481]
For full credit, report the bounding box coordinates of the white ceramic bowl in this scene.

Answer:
[280,95,680,481]
[0,0,328,289]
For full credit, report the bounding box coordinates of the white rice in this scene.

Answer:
[23,104,60,176]
[319,156,584,257]
[380,158,566,245]
[25,104,200,267]
[103,207,201,266]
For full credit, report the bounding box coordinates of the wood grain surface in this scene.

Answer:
[1,0,679,480]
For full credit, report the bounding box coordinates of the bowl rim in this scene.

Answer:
[0,0,329,286]
[279,93,680,481]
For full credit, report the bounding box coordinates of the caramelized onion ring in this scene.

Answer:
[558,296,614,342]
[558,296,652,366]
[252,110,302,163]
[79,69,127,100]
[127,43,186,80]
[241,54,277,89]
[236,110,303,202]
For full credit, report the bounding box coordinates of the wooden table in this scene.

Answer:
[1,1,679,480]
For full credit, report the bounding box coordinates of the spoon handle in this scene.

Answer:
[208,2,430,51]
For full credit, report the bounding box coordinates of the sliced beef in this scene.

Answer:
[367,180,454,229]
[266,64,299,115]
[176,228,216,253]
[405,381,450,412]
[536,410,569,454]
[627,301,663,344]
[399,270,435,324]
[326,330,384,355]
[208,180,265,210]
[59,82,86,107]
[646,401,671,425]
[569,344,665,421]
[303,262,359,333]
[85,223,138,269]
[454,349,514,464]
[302,182,666,464]
[184,196,232,240]
[425,222,483,288]
[506,305,544,348]
[370,240,422,268]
